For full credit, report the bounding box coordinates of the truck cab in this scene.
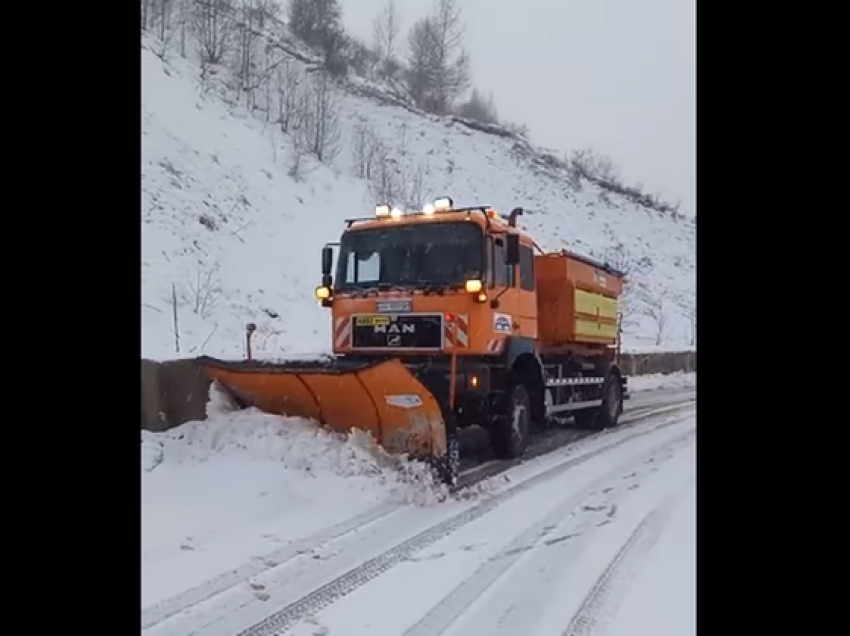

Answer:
[315,198,536,357]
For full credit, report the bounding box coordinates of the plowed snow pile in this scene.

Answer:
[629,371,696,392]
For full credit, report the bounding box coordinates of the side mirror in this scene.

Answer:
[321,245,334,275]
[505,234,520,265]
[321,245,334,287]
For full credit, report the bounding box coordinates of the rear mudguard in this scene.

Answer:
[196,356,447,458]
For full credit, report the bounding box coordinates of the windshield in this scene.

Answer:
[336,221,484,290]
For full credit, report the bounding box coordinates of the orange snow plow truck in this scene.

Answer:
[197,197,627,482]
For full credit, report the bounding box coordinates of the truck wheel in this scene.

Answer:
[491,383,531,459]
[574,375,622,431]
[597,374,622,429]
[435,431,460,485]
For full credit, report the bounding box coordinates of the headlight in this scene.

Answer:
[465,279,483,293]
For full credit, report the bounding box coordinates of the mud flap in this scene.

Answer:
[197,356,448,458]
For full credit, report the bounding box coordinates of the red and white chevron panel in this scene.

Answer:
[333,316,351,349]
[444,313,469,349]
[485,339,503,354]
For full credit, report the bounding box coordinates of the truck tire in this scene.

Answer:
[434,431,460,485]
[490,383,531,459]
[597,373,622,428]
[575,374,622,431]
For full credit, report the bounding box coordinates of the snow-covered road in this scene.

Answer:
[142,394,695,636]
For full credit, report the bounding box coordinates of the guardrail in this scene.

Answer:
[141,350,695,432]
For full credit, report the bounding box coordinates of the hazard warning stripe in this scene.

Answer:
[334,316,351,348]
[444,314,469,349]
[485,339,503,354]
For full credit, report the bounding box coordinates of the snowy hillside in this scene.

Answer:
[141,30,695,361]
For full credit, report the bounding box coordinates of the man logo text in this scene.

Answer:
[374,324,415,334]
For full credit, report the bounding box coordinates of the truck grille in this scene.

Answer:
[351,313,442,349]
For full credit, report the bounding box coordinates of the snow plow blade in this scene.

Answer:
[195,356,448,458]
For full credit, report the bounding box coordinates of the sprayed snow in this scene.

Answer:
[141,32,695,361]
[628,371,696,392]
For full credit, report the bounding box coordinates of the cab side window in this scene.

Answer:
[519,245,535,291]
[490,237,513,287]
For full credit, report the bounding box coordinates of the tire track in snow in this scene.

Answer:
[142,503,401,630]
[562,478,695,636]
[468,436,695,636]
[456,401,693,489]
[235,411,694,636]
[399,429,695,636]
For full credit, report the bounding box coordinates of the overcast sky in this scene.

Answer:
[335,0,696,215]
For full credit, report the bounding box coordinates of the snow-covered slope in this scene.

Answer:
[141,33,695,361]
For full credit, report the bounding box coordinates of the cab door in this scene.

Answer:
[488,235,520,339]
[515,241,539,339]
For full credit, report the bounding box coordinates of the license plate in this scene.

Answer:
[377,299,412,313]
[355,315,391,327]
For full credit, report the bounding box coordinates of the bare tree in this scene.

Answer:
[142,0,189,59]
[232,3,282,108]
[402,163,427,209]
[175,0,192,58]
[235,0,261,92]
[287,0,346,73]
[456,87,498,124]
[185,263,223,319]
[372,0,402,76]
[405,0,470,114]
[351,120,385,181]
[405,17,438,109]
[618,283,640,333]
[142,0,151,29]
[254,0,280,28]
[640,288,668,346]
[275,60,307,133]
[299,70,341,163]
[287,137,310,181]
[154,0,177,58]
[428,0,471,113]
[367,156,429,209]
[569,147,621,183]
[602,242,633,275]
[156,0,173,41]
[368,156,403,205]
[689,307,696,346]
[503,120,529,138]
[341,35,373,76]
[171,282,181,355]
[679,294,696,346]
[193,0,234,66]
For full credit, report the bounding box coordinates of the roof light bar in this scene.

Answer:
[434,196,453,211]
